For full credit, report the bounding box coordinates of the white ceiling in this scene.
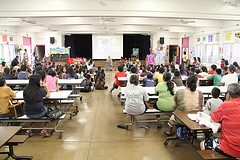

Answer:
[0,0,240,34]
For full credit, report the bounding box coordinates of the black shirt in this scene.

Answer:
[24,88,47,116]
[11,58,19,67]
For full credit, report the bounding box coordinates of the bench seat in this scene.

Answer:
[7,135,29,144]
[197,150,234,160]
[123,108,162,114]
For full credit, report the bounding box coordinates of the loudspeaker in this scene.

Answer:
[50,37,55,44]
[160,37,164,45]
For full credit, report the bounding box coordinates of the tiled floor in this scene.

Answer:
[0,71,202,160]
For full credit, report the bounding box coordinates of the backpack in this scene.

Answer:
[80,79,91,92]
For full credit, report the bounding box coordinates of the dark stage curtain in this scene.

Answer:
[65,34,92,59]
[123,34,150,60]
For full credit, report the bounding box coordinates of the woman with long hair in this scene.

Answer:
[155,72,176,112]
[164,75,203,135]
[24,74,51,137]
[65,65,78,79]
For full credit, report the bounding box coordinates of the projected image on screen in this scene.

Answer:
[97,36,120,52]
[92,35,123,59]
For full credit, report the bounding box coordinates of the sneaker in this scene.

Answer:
[109,91,112,94]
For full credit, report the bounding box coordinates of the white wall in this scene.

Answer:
[35,32,63,56]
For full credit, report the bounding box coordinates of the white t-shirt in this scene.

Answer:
[205,98,223,111]
[221,74,238,86]
[125,84,149,115]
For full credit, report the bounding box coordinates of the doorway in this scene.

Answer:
[35,45,45,60]
[169,45,179,64]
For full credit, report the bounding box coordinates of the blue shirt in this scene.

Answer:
[143,78,155,87]
[18,72,29,80]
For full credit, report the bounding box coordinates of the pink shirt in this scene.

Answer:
[46,75,57,91]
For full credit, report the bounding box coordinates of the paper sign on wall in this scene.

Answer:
[225,32,232,41]
[2,35,7,42]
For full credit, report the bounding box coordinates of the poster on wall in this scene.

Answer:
[203,37,206,42]
[225,32,232,41]
[215,33,220,42]
[208,35,213,42]
[50,48,70,62]
[197,37,201,42]
[235,32,240,39]
[2,35,7,42]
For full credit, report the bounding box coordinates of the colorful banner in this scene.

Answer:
[50,48,70,55]
[225,32,232,41]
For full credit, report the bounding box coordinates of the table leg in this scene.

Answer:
[0,144,33,160]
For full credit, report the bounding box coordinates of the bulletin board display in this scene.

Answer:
[50,48,70,62]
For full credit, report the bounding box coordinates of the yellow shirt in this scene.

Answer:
[0,86,16,114]
[154,73,164,83]
[183,55,187,62]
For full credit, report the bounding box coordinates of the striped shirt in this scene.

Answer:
[211,97,240,158]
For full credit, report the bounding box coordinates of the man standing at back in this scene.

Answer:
[200,83,240,159]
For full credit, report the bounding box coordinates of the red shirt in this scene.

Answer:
[211,97,240,158]
[208,70,215,75]
[114,72,126,86]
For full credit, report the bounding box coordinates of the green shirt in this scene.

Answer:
[155,82,176,112]
[208,74,222,86]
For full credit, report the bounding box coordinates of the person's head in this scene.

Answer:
[16,56,19,60]
[146,66,151,72]
[158,67,165,74]
[48,69,56,77]
[24,49,27,52]
[1,61,6,67]
[201,66,208,73]
[130,67,137,73]
[190,67,195,73]
[197,57,201,62]
[0,76,6,87]
[163,72,174,96]
[174,70,180,77]
[183,51,186,55]
[211,64,217,71]
[118,66,123,72]
[228,65,236,73]
[169,64,175,72]
[23,74,41,104]
[36,70,46,82]
[195,69,201,74]
[98,66,101,71]
[130,75,139,86]
[193,57,197,61]
[85,74,91,80]
[67,66,75,77]
[4,67,10,75]
[222,66,228,72]
[215,69,221,75]
[186,75,198,92]
[233,62,239,68]
[227,83,240,100]
[147,73,153,79]
[211,87,221,98]
[221,58,225,63]
[20,65,27,71]
[225,60,229,65]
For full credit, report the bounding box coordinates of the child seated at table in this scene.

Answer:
[46,69,59,92]
[80,74,93,92]
[172,70,184,87]
[142,73,155,87]
[207,68,222,86]
[204,87,223,115]
[109,66,126,94]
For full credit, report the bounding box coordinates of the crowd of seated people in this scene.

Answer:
[113,60,240,159]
